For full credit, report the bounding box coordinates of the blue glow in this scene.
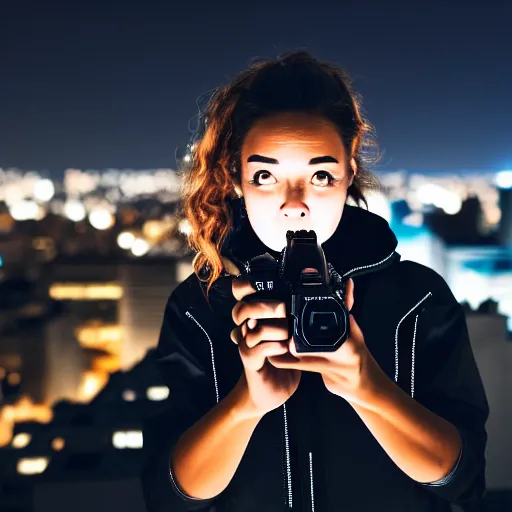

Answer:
[495,170,512,189]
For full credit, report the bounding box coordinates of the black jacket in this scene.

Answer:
[141,206,489,512]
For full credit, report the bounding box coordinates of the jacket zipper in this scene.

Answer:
[309,452,315,512]
[283,404,293,509]
[279,250,398,510]
[206,250,410,509]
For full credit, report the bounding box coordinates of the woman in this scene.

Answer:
[141,51,489,511]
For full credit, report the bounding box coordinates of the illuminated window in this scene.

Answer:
[112,430,143,449]
[12,433,32,449]
[76,324,122,348]
[49,283,123,300]
[146,386,170,401]
[17,457,49,475]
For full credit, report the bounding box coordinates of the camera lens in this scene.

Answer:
[300,299,348,348]
[309,311,338,339]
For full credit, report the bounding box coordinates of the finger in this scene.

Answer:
[245,319,289,348]
[345,278,355,312]
[230,325,241,345]
[232,277,257,301]
[230,316,255,345]
[268,353,330,373]
[288,338,331,358]
[232,300,286,326]
[240,341,289,371]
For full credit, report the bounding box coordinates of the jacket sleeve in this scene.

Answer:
[141,289,221,512]
[414,281,490,507]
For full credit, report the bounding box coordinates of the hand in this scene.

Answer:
[230,278,301,418]
[267,279,382,408]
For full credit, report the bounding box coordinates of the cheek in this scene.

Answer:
[245,194,279,215]
[310,194,346,230]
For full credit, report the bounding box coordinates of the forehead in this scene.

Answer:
[242,113,345,158]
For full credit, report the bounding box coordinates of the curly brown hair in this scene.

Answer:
[179,50,381,294]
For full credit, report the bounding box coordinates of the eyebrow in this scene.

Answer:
[247,154,339,165]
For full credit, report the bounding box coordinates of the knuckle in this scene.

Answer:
[232,302,243,324]
[274,302,286,317]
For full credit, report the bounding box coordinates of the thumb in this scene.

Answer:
[349,313,365,344]
[345,278,355,312]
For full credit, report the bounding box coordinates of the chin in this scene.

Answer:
[260,229,330,253]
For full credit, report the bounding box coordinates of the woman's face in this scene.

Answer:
[238,112,356,252]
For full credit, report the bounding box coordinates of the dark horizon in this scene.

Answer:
[2,1,511,175]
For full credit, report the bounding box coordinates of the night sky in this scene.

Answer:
[2,1,511,177]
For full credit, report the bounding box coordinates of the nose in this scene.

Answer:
[281,200,309,219]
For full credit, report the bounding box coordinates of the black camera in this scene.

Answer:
[245,230,350,353]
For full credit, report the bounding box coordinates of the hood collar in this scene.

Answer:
[222,205,398,278]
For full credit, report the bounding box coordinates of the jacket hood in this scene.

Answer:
[222,204,398,278]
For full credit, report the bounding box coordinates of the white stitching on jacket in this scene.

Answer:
[421,438,464,486]
[169,311,221,496]
[309,452,315,512]
[169,462,204,500]
[394,292,432,388]
[411,314,419,398]
[283,404,293,509]
[342,251,395,279]
[185,311,220,403]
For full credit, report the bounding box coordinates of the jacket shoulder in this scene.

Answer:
[167,271,208,310]
[392,259,457,305]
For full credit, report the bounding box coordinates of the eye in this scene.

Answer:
[311,171,336,187]
[249,170,277,186]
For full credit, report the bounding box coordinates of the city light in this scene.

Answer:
[12,433,32,449]
[89,209,115,230]
[0,396,53,425]
[63,200,86,222]
[34,179,55,202]
[51,437,66,451]
[7,372,21,386]
[146,386,170,401]
[416,183,463,215]
[122,389,137,402]
[9,200,44,221]
[78,370,108,402]
[117,231,135,250]
[17,457,49,475]
[494,170,512,189]
[112,430,143,449]
[49,283,124,300]
[76,324,122,348]
[143,220,168,240]
[131,238,150,257]
[178,218,192,236]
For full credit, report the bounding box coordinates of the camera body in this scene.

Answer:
[246,230,350,353]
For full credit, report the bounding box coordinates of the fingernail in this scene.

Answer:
[247,318,257,330]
